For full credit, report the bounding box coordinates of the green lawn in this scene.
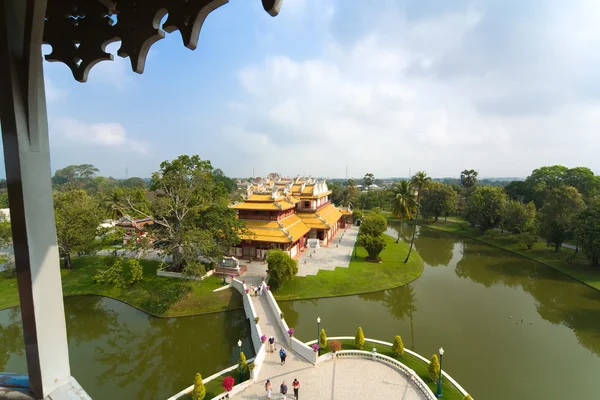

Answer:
[273,235,424,301]
[319,339,466,400]
[0,256,243,316]
[408,218,600,291]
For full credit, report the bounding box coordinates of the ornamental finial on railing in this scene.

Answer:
[43,0,283,82]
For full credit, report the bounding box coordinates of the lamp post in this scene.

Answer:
[238,339,242,382]
[317,317,321,356]
[436,347,444,398]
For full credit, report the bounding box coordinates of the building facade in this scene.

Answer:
[231,177,345,259]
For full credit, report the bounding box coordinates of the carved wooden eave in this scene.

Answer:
[42,0,283,82]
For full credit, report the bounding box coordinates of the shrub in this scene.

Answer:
[392,335,404,357]
[182,260,206,278]
[428,354,440,382]
[191,373,206,400]
[357,234,387,261]
[239,351,248,374]
[140,282,193,315]
[352,209,363,221]
[457,222,468,231]
[355,327,365,350]
[93,257,125,287]
[222,376,235,392]
[128,259,143,285]
[254,317,259,324]
[518,232,539,250]
[483,229,496,239]
[463,395,473,400]
[329,340,341,353]
[266,249,298,284]
[319,329,328,349]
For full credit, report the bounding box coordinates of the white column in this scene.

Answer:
[0,0,71,398]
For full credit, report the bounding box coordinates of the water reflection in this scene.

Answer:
[0,296,253,399]
[281,225,600,400]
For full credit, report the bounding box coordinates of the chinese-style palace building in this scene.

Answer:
[231,177,348,259]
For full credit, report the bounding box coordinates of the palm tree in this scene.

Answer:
[460,169,478,201]
[389,181,417,243]
[405,171,431,263]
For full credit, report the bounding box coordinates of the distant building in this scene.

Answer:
[230,177,347,259]
[115,215,155,245]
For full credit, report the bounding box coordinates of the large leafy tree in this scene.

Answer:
[420,182,457,222]
[465,186,508,232]
[503,200,537,234]
[405,171,431,263]
[52,164,99,189]
[539,186,585,252]
[505,180,532,203]
[54,190,104,269]
[460,169,478,200]
[357,214,388,260]
[363,173,375,190]
[525,165,569,208]
[114,155,245,272]
[564,167,600,201]
[266,249,298,284]
[389,181,417,243]
[574,200,600,266]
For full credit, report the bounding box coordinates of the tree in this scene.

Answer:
[342,180,360,207]
[357,234,387,261]
[420,182,457,222]
[539,186,585,251]
[428,354,440,382]
[503,200,537,234]
[319,329,328,349]
[565,167,600,201]
[266,249,298,284]
[363,173,375,190]
[0,193,8,208]
[120,177,146,189]
[518,232,539,250]
[465,186,508,232]
[54,190,103,269]
[352,209,363,221]
[358,214,388,260]
[328,182,344,205]
[505,180,532,203]
[406,171,431,263]
[191,373,206,400]
[238,351,248,375]
[392,335,404,357]
[389,181,417,243]
[114,155,245,272]
[359,214,387,237]
[355,327,365,350]
[52,164,99,189]
[0,213,11,250]
[574,201,600,266]
[128,259,144,284]
[460,169,478,200]
[525,165,569,208]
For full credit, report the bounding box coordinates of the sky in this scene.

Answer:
[2,0,600,179]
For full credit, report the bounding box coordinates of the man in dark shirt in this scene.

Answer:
[280,381,288,399]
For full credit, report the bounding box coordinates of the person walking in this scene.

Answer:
[279,348,287,366]
[265,379,272,399]
[280,381,288,400]
[292,379,300,399]
[268,336,275,352]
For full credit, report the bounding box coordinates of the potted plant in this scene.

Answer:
[222,376,235,396]
[287,328,294,337]
[261,334,267,343]
[311,343,319,352]
[329,340,341,355]
[245,288,250,294]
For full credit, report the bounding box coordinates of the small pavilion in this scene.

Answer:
[0,0,282,398]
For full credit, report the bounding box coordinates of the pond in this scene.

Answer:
[0,296,254,400]
[280,224,600,400]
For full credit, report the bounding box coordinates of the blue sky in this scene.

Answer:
[3,0,600,179]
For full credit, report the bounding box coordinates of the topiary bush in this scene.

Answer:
[329,340,341,353]
[191,373,206,400]
[428,354,440,382]
[392,335,404,357]
[355,327,365,350]
[239,351,248,374]
[222,376,235,392]
[319,329,328,349]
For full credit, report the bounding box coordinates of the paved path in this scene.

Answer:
[296,226,358,277]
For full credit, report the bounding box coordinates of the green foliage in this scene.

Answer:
[0,213,12,249]
[355,327,365,350]
[352,209,363,220]
[517,232,539,250]
[320,329,328,349]
[239,351,248,374]
[93,257,126,287]
[363,173,375,189]
[0,193,8,208]
[420,182,457,222]
[503,200,537,234]
[465,186,508,232]
[539,186,585,251]
[389,180,417,223]
[359,215,388,236]
[182,260,207,278]
[372,207,382,214]
[574,201,600,266]
[428,354,441,382]
[357,234,387,261]
[457,222,468,231]
[460,169,478,198]
[358,190,386,210]
[54,189,104,269]
[266,249,298,284]
[128,259,144,284]
[191,373,206,400]
[483,229,496,239]
[463,395,473,400]
[140,281,193,314]
[392,335,404,356]
[52,164,99,189]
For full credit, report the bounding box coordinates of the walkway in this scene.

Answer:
[296,226,359,277]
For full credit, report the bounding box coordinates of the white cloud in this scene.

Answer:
[51,118,149,154]
[224,1,600,178]
[44,78,67,103]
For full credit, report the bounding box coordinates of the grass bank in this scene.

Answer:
[273,234,424,301]
[404,217,600,291]
[0,256,243,316]
[319,339,465,400]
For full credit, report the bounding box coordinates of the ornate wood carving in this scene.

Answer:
[43,0,230,82]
